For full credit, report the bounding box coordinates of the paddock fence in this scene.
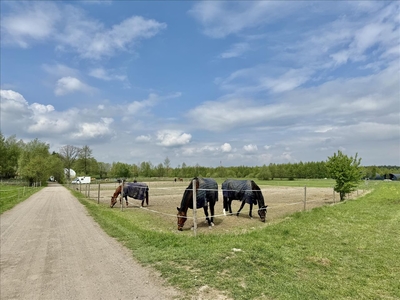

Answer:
[68,180,368,234]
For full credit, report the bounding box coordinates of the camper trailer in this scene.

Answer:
[71,176,91,184]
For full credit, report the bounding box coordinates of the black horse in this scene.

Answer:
[222,179,268,222]
[177,177,218,231]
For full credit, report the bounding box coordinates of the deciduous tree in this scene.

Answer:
[326,150,362,201]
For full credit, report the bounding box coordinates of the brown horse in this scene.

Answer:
[110,182,149,208]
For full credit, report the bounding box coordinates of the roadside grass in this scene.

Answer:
[73,181,400,299]
[0,184,43,214]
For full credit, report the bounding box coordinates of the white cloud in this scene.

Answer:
[157,130,191,147]
[58,10,167,59]
[189,2,300,38]
[1,2,166,59]
[54,76,95,96]
[221,143,232,152]
[42,63,79,78]
[136,135,151,142]
[30,103,55,114]
[1,2,61,47]
[71,118,114,139]
[220,43,250,59]
[243,144,258,153]
[89,67,126,81]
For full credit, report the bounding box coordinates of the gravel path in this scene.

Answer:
[0,183,181,300]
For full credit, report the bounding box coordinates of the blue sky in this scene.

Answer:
[1,1,399,168]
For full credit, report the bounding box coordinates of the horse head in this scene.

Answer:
[176,178,199,231]
[176,208,187,231]
[110,185,122,208]
[257,205,268,222]
[110,196,117,208]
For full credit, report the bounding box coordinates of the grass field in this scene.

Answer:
[72,181,400,299]
[0,184,43,214]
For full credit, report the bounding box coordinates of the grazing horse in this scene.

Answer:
[177,177,218,231]
[110,182,149,208]
[222,179,268,222]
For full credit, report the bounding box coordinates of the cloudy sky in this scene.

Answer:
[1,1,399,167]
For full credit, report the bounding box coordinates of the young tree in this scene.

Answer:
[18,138,51,185]
[326,150,362,201]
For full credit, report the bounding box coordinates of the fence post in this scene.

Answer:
[98,183,100,204]
[120,180,124,212]
[192,179,197,237]
[304,186,307,211]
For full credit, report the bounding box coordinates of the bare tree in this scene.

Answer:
[77,145,93,175]
[59,145,81,181]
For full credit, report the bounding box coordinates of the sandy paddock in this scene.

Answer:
[75,181,365,234]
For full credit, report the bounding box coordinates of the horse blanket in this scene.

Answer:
[222,179,256,205]
[190,177,218,209]
[123,182,148,201]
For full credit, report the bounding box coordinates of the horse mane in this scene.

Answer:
[251,181,265,207]
[112,185,122,198]
[179,178,200,211]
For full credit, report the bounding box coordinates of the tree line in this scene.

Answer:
[1,133,399,188]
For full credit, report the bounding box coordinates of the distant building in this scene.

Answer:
[389,173,400,181]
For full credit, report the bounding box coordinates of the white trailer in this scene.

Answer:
[72,176,91,184]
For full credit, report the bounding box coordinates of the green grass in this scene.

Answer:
[73,181,400,299]
[0,184,43,214]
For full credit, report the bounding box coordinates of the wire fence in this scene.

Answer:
[69,180,369,235]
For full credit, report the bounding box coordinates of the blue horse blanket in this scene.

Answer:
[196,177,218,208]
[123,182,148,200]
[222,179,256,205]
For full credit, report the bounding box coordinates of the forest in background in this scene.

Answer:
[1,133,399,185]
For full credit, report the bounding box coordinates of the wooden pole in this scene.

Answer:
[97,183,100,204]
[303,186,306,211]
[192,179,197,237]
[120,180,124,212]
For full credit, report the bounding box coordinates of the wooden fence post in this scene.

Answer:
[304,186,307,211]
[192,179,197,237]
[98,183,100,204]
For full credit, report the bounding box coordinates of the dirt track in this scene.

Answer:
[0,183,181,300]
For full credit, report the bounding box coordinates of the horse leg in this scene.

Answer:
[248,203,253,218]
[237,201,246,216]
[209,202,215,226]
[203,207,210,226]
[203,206,213,228]
[223,196,227,215]
[125,196,128,206]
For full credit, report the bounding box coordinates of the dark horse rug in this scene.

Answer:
[222,179,256,205]
[123,182,149,201]
[124,182,149,200]
[191,177,218,209]
[222,179,267,222]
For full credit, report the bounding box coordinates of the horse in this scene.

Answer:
[222,179,268,222]
[176,177,218,231]
[110,182,149,208]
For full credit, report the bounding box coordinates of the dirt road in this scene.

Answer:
[0,183,181,300]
